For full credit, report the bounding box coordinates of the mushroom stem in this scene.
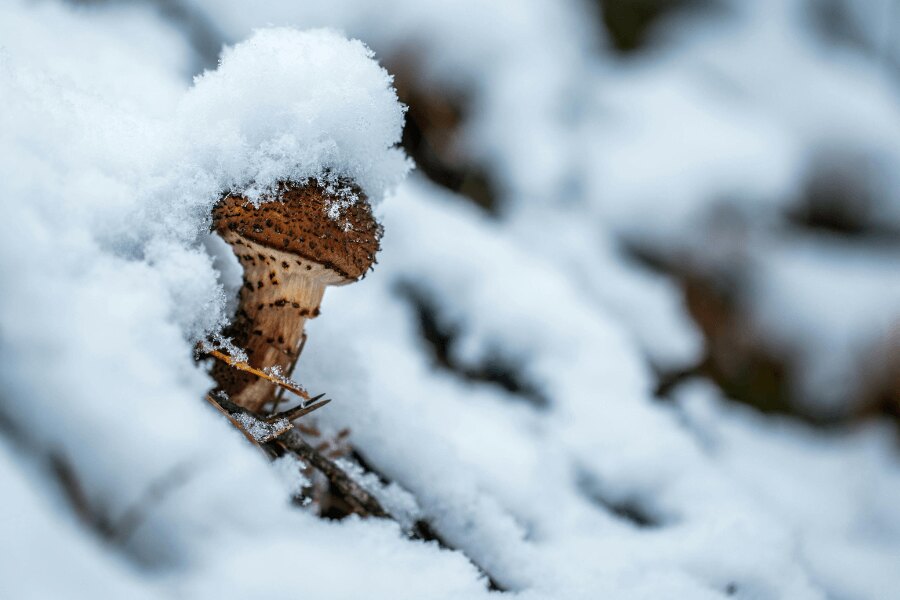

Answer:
[213,234,344,412]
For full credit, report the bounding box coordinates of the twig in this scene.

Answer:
[203,348,311,401]
[208,394,294,443]
[211,394,249,416]
[205,394,263,447]
[275,428,389,518]
[265,394,330,424]
[208,393,387,518]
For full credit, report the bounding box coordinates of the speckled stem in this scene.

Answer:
[211,235,344,412]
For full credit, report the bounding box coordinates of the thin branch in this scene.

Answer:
[208,394,293,443]
[266,395,330,424]
[208,393,387,518]
[205,394,263,447]
[203,347,312,401]
[275,428,389,518]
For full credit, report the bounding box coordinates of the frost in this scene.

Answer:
[233,413,291,443]
[262,365,285,379]
[261,364,300,392]
[201,334,249,364]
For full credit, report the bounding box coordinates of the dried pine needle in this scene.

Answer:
[203,347,312,401]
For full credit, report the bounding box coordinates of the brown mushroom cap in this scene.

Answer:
[212,183,382,281]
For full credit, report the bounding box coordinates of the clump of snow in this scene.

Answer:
[0,439,160,600]
[272,453,311,497]
[335,457,422,530]
[201,334,249,364]
[178,27,410,205]
[233,413,291,442]
[182,0,595,200]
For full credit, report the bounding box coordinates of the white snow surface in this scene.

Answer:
[0,1,899,599]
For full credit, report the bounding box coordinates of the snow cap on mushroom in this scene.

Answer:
[179,27,410,205]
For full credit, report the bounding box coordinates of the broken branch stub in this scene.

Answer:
[211,182,382,412]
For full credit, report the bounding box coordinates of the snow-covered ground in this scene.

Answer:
[1,0,898,598]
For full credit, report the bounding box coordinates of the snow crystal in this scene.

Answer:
[233,413,291,443]
[201,334,249,364]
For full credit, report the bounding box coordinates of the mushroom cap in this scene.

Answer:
[212,183,382,281]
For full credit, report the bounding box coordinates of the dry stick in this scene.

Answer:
[210,393,388,518]
[276,428,388,518]
[205,394,263,447]
[210,395,296,443]
[266,394,330,424]
[204,348,312,402]
[204,346,328,436]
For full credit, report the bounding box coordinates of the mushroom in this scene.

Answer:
[210,182,382,413]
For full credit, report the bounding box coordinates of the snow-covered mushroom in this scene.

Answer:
[211,183,382,412]
[183,28,406,411]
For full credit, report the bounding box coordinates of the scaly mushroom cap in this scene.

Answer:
[211,182,382,412]
[212,183,381,281]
